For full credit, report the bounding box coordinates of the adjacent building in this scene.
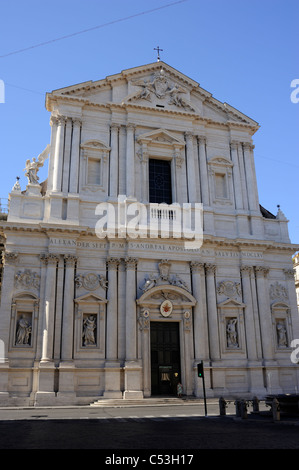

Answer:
[0,61,298,406]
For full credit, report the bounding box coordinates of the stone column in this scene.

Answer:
[238,143,248,210]
[125,257,138,361]
[230,141,243,210]
[48,116,58,191]
[104,256,122,398]
[109,124,119,199]
[124,257,143,399]
[62,118,72,193]
[240,266,258,360]
[0,254,18,358]
[40,254,59,362]
[52,116,66,192]
[126,124,135,199]
[118,126,127,196]
[284,268,299,340]
[106,258,119,360]
[185,132,197,203]
[61,255,77,361]
[198,136,209,206]
[139,143,149,203]
[205,264,220,361]
[241,265,267,395]
[243,143,259,212]
[0,252,18,401]
[255,267,273,360]
[58,255,77,400]
[190,261,208,360]
[69,118,81,194]
[117,259,126,361]
[35,254,59,405]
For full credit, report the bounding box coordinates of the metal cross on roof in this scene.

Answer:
[154,46,163,62]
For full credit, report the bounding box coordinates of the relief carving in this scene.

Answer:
[15,269,40,290]
[75,273,108,291]
[270,282,288,302]
[217,280,241,299]
[140,260,191,294]
[128,70,195,112]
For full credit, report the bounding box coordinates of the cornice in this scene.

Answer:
[201,235,299,253]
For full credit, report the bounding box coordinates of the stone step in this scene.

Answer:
[90,396,201,407]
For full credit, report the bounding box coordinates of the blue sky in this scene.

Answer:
[0,0,298,243]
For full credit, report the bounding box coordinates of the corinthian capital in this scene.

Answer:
[64,254,77,267]
[190,261,204,273]
[205,263,216,275]
[125,257,138,270]
[2,252,19,266]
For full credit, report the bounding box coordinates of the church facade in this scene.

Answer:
[0,61,298,405]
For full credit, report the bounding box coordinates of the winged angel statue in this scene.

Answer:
[24,144,50,184]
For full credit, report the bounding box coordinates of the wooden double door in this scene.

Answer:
[150,322,181,396]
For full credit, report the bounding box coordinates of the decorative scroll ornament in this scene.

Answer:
[140,260,191,294]
[160,300,173,317]
[15,269,40,290]
[270,282,288,302]
[128,69,195,112]
[217,281,241,299]
[75,273,108,291]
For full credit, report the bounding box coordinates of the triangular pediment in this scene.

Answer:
[46,61,259,131]
[74,293,107,304]
[217,298,245,308]
[136,129,185,147]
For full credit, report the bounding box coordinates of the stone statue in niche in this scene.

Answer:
[15,315,32,346]
[82,315,97,346]
[276,321,288,348]
[226,318,239,348]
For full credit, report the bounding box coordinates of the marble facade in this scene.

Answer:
[0,61,299,405]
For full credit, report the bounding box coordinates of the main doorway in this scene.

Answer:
[150,322,181,396]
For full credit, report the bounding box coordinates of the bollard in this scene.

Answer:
[219,397,227,416]
[252,396,260,413]
[235,399,241,417]
[240,400,248,419]
[272,398,280,421]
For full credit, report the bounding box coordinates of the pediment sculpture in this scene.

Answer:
[140,260,191,294]
[126,69,195,112]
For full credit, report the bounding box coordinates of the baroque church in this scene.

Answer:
[0,61,298,405]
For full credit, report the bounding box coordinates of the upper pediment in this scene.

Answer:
[46,61,259,131]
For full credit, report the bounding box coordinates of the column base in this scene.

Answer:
[123,391,144,400]
[104,361,122,398]
[36,361,56,394]
[124,360,143,399]
[58,362,75,394]
[34,392,57,406]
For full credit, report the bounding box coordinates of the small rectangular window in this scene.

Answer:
[215,173,227,199]
[87,159,101,185]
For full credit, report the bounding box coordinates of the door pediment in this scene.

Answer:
[137,284,196,308]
